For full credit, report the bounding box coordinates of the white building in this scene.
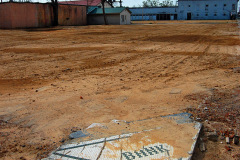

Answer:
[88,7,131,25]
[130,7,178,21]
[178,0,238,20]
[130,0,239,20]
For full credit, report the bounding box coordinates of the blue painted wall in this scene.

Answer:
[178,0,238,20]
[129,0,238,20]
[130,7,177,20]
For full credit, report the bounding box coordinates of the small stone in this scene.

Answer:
[233,136,239,145]
[69,130,89,139]
[232,153,240,158]
[200,142,206,152]
[234,129,238,135]
[220,130,225,136]
[169,88,182,94]
[196,117,201,121]
[207,132,218,142]
[229,134,234,139]
[226,137,230,144]
[60,138,65,143]
[71,127,79,132]
[225,145,231,151]
[188,151,193,155]
[233,67,240,73]
[208,135,218,142]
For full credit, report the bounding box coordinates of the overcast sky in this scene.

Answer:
[1,0,176,7]
[1,0,239,9]
[122,0,146,7]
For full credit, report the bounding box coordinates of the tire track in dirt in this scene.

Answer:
[1,22,240,160]
[141,34,240,46]
[155,42,206,83]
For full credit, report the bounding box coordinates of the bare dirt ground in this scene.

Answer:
[0,20,240,159]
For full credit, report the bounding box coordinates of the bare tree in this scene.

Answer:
[142,0,160,7]
[101,0,108,25]
[51,0,58,26]
[160,0,174,7]
[142,0,175,7]
[101,0,120,25]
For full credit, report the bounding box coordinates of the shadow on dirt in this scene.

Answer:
[24,27,63,32]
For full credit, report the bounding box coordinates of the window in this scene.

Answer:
[214,13,217,16]
[121,15,124,22]
[205,13,208,16]
[197,14,199,16]
[223,13,226,16]
[232,4,235,10]
[214,4,217,7]
[188,5,191,7]
[224,4,226,7]
[205,4,209,11]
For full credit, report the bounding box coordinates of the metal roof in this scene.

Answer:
[59,0,102,6]
[88,7,131,14]
[87,6,100,13]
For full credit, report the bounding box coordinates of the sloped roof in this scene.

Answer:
[87,6,100,13]
[59,0,102,6]
[88,7,131,14]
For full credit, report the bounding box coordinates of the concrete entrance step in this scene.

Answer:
[45,113,201,160]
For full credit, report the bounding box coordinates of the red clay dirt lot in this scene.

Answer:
[0,20,240,159]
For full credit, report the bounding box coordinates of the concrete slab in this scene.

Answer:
[45,113,201,160]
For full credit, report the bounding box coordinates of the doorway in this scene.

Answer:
[187,13,191,20]
[156,14,171,20]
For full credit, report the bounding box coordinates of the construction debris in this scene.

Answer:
[46,113,202,160]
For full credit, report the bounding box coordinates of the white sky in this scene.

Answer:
[1,0,239,8]
[122,0,149,7]
[1,0,176,7]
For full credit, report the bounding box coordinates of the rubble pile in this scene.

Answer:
[185,88,239,130]
[185,87,240,158]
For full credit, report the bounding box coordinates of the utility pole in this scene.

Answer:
[87,0,88,14]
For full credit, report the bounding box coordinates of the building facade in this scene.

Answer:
[60,0,112,8]
[88,7,131,25]
[178,0,238,20]
[130,7,178,20]
[130,0,238,20]
[0,2,87,29]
